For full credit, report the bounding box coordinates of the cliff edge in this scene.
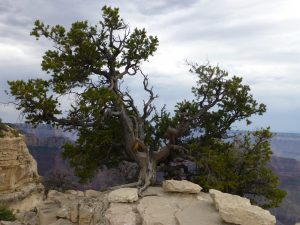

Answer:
[0,126,44,211]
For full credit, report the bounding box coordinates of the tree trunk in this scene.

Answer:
[118,108,171,194]
[136,148,157,195]
[135,145,172,195]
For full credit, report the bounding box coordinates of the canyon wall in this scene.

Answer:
[0,126,44,211]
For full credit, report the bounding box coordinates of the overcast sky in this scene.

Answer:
[0,0,300,133]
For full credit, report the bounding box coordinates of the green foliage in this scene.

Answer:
[7,5,285,208]
[8,6,158,182]
[157,64,285,208]
[0,119,19,138]
[8,79,60,125]
[0,205,16,221]
[43,169,78,192]
[0,118,8,137]
[190,128,286,208]
[175,64,266,138]
[62,117,123,183]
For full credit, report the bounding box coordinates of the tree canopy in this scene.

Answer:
[8,6,285,207]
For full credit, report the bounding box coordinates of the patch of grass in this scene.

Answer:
[0,204,16,221]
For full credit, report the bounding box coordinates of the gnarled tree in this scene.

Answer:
[8,6,285,205]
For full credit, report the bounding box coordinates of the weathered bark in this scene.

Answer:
[136,150,157,195]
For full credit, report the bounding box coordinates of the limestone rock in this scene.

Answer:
[175,200,226,225]
[64,190,77,195]
[37,190,109,225]
[210,189,276,225]
[56,207,69,219]
[163,180,202,194]
[78,197,103,225]
[15,211,39,225]
[137,196,178,225]
[0,128,44,211]
[136,190,226,225]
[38,201,61,225]
[209,189,251,210]
[105,203,139,225]
[49,219,74,225]
[3,184,277,225]
[84,189,100,197]
[108,188,138,203]
[0,221,22,225]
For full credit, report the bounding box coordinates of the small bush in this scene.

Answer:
[0,204,16,221]
[0,118,8,138]
[43,169,78,193]
[0,119,19,138]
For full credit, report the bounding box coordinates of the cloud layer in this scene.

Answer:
[0,0,300,132]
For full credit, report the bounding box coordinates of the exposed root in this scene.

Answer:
[138,180,151,197]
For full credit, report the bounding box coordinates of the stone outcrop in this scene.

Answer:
[0,221,22,225]
[163,179,202,194]
[49,219,74,225]
[1,178,277,225]
[108,188,138,203]
[210,189,276,225]
[135,186,225,225]
[105,203,140,225]
[30,186,225,225]
[36,189,109,225]
[0,126,44,211]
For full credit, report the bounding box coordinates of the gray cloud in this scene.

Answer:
[127,0,197,15]
[0,0,300,132]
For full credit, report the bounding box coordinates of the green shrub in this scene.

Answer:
[0,204,16,221]
[0,118,8,138]
[0,119,19,138]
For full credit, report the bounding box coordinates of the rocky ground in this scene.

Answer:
[0,180,277,225]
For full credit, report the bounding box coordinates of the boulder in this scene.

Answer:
[163,180,202,194]
[105,203,139,225]
[108,188,138,203]
[209,189,276,225]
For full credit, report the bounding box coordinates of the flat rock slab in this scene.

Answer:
[105,203,139,225]
[175,200,227,225]
[137,196,179,225]
[209,189,276,225]
[49,219,74,225]
[0,222,22,225]
[108,188,138,203]
[38,201,61,225]
[163,180,202,194]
